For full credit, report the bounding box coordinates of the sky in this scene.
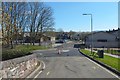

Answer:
[0,2,118,32]
[45,2,118,32]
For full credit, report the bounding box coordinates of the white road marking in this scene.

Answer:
[85,57,120,79]
[27,61,42,78]
[34,71,42,79]
[62,50,70,52]
[47,72,50,75]
[42,61,46,69]
[33,61,46,79]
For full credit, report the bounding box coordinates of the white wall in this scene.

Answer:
[86,42,118,48]
[85,32,118,48]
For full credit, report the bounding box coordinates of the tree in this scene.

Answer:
[2,2,55,47]
[2,2,28,48]
[28,2,54,45]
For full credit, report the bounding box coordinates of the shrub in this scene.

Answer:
[2,45,48,61]
[2,49,32,61]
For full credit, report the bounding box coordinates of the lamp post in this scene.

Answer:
[83,14,93,55]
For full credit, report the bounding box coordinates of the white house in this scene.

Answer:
[85,31,119,48]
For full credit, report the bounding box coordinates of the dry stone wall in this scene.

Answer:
[0,54,38,78]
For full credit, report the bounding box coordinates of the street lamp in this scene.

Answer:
[83,13,93,55]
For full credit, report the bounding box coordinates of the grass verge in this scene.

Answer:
[2,45,49,61]
[104,50,120,55]
[80,49,120,72]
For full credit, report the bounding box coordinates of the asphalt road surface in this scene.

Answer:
[33,42,119,78]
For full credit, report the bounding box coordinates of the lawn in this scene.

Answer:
[15,45,48,51]
[104,49,120,55]
[80,49,120,72]
[93,48,120,55]
[2,45,49,61]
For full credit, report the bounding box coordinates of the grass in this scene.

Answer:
[93,49,120,55]
[95,55,120,72]
[14,45,48,51]
[104,50,120,55]
[2,45,49,61]
[80,49,98,58]
[80,49,120,72]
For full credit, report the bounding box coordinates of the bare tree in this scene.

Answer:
[28,2,54,45]
[2,2,55,47]
[15,2,28,44]
[2,2,28,48]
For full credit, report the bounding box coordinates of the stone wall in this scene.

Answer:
[0,54,38,78]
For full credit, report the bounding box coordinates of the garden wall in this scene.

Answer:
[0,53,38,78]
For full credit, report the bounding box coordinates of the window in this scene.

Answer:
[97,39,107,42]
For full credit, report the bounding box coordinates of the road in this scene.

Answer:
[33,42,118,78]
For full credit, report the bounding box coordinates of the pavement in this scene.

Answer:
[86,48,120,58]
[104,53,120,58]
[31,42,119,78]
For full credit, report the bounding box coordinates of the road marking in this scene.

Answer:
[85,57,120,79]
[34,71,42,79]
[27,61,42,78]
[33,61,46,79]
[47,72,50,75]
[41,61,46,70]
[62,50,70,52]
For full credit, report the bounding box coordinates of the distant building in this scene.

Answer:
[85,28,120,48]
[72,33,81,40]
[56,32,70,40]
[23,32,55,43]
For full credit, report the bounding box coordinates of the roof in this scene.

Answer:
[85,28,120,38]
[106,28,120,33]
[85,31,117,39]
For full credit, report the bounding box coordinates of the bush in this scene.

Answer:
[2,45,48,61]
[2,49,32,61]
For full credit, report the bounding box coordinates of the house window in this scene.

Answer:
[97,39,107,42]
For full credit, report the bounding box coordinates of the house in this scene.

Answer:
[85,29,119,48]
[23,32,55,43]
